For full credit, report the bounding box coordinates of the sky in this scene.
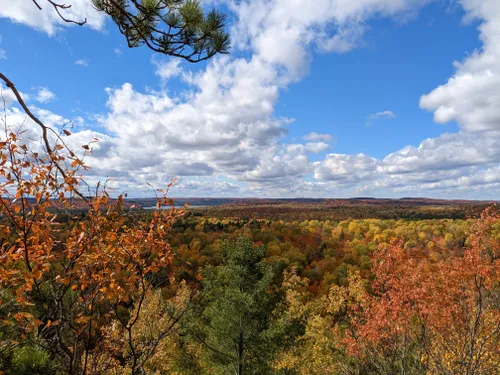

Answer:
[0,0,499,199]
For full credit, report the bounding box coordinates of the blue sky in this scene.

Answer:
[1,0,500,198]
[279,3,480,159]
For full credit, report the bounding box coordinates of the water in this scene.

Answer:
[143,205,208,210]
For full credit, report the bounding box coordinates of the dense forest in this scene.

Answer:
[192,198,494,221]
[1,199,500,374]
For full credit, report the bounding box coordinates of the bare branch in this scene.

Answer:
[32,0,43,10]
[47,0,87,26]
[32,0,87,26]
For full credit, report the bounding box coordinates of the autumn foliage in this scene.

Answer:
[346,208,500,374]
[0,103,184,374]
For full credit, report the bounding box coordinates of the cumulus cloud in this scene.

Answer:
[311,129,500,197]
[380,131,500,175]
[420,0,500,132]
[314,153,379,182]
[305,142,330,153]
[0,85,29,108]
[0,48,6,59]
[0,0,105,35]
[242,145,311,182]
[153,59,182,82]
[94,67,288,185]
[174,179,241,197]
[35,87,56,103]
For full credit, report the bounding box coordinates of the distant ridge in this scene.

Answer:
[123,196,499,208]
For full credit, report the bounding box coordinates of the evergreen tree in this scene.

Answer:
[188,237,286,375]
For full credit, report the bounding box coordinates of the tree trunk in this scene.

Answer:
[238,330,244,375]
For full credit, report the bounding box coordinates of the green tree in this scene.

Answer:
[188,237,286,375]
[91,0,230,61]
[29,0,229,62]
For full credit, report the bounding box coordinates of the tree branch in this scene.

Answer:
[0,72,88,202]
[32,0,87,26]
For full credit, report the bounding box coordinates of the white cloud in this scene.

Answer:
[0,85,29,108]
[153,59,182,82]
[380,131,500,175]
[305,142,329,154]
[0,48,6,59]
[314,153,379,182]
[317,23,365,53]
[366,110,396,125]
[75,59,88,67]
[0,103,91,162]
[230,0,432,80]
[114,48,122,56]
[303,132,332,141]
[420,0,500,132]
[310,129,500,197]
[96,69,287,184]
[0,0,105,35]
[35,87,56,104]
[242,149,310,182]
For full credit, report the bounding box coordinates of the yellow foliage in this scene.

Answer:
[275,270,367,375]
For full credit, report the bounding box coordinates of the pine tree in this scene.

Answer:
[188,237,286,375]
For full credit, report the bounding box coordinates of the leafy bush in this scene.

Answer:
[11,346,55,375]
